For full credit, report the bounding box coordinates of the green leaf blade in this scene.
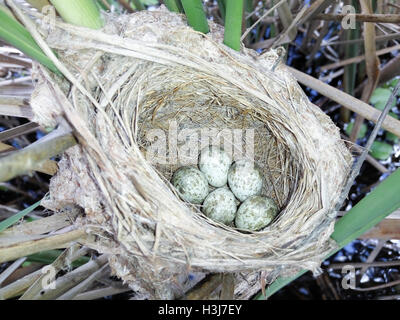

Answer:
[0,9,60,75]
[332,168,400,247]
[0,201,41,233]
[50,0,104,29]
[164,0,183,13]
[223,0,243,51]
[181,0,209,34]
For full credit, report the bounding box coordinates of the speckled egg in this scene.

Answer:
[227,160,263,202]
[198,146,232,187]
[202,188,237,225]
[171,166,209,204]
[235,195,278,231]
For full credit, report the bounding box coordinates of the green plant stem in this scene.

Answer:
[181,0,209,34]
[223,0,243,51]
[49,0,104,29]
[256,166,400,299]
[164,0,183,13]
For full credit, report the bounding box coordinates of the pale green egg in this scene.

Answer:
[171,166,209,204]
[199,145,232,187]
[227,160,263,202]
[235,195,278,231]
[202,187,237,225]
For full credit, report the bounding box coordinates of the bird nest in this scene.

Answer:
[28,8,352,299]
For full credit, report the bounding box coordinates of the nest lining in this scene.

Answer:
[27,7,353,298]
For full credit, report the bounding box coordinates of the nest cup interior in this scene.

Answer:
[133,71,297,222]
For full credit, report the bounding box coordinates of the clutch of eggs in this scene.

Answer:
[171,145,278,231]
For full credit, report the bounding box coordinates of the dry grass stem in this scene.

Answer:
[316,13,400,23]
[0,228,87,263]
[0,119,74,182]
[288,67,400,137]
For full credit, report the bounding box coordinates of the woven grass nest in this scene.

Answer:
[29,7,353,299]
